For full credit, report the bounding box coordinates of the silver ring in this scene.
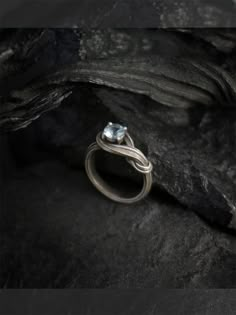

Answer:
[85,122,153,203]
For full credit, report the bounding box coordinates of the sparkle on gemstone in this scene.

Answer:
[102,123,127,143]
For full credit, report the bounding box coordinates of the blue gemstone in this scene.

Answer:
[103,123,127,142]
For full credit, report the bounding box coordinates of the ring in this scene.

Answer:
[85,122,153,203]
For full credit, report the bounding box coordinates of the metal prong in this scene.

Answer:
[85,127,153,203]
[117,135,125,144]
[124,126,128,131]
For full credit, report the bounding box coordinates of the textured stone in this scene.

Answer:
[6,82,236,230]
[1,29,236,288]
[1,155,236,288]
[1,30,236,229]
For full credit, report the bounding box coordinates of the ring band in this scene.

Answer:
[85,123,153,203]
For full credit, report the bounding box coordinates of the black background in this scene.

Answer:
[1,290,236,315]
[0,0,236,27]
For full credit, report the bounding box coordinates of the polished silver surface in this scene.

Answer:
[85,123,153,203]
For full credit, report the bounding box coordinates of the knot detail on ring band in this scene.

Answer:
[96,132,153,175]
[85,122,153,204]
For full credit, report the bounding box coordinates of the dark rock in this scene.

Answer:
[0,29,80,95]
[1,30,236,131]
[1,157,236,288]
[6,84,236,230]
[1,30,236,289]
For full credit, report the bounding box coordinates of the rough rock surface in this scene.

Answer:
[1,29,236,229]
[1,153,236,288]
[1,29,236,288]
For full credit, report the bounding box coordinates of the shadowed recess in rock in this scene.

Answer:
[1,31,236,234]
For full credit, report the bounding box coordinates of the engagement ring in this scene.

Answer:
[85,122,153,203]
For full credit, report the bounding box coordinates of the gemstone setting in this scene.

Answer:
[102,122,127,143]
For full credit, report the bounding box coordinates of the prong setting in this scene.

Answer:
[102,122,127,143]
[85,122,152,203]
